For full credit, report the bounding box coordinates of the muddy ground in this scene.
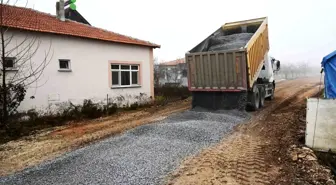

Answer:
[1,77,334,185]
[167,77,335,185]
[0,99,191,176]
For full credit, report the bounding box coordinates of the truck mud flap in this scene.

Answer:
[192,91,247,110]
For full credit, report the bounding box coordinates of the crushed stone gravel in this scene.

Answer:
[0,108,250,185]
[207,33,254,51]
[191,33,254,53]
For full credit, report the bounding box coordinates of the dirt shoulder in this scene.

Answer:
[0,99,191,176]
[167,78,334,185]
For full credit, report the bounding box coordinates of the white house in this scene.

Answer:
[2,5,160,112]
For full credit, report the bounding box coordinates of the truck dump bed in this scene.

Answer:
[187,17,269,91]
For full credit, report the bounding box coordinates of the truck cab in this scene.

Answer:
[259,55,281,83]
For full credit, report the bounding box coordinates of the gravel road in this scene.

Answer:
[0,108,250,185]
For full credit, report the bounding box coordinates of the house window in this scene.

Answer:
[58,59,71,72]
[111,64,140,87]
[3,57,16,69]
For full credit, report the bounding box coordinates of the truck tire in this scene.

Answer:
[247,84,260,111]
[237,92,248,111]
[266,83,275,100]
[259,86,265,108]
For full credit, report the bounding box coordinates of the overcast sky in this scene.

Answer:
[14,0,336,65]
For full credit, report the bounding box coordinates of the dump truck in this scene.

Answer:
[186,17,281,110]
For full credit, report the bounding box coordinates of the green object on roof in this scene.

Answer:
[69,0,76,10]
[70,3,76,10]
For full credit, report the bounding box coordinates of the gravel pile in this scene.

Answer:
[0,109,250,185]
[206,33,254,52]
[192,33,254,53]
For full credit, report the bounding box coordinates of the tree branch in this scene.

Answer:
[10,39,53,87]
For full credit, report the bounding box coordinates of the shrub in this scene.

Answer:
[81,99,104,119]
[115,95,126,107]
[135,93,150,105]
[0,83,26,126]
[1,93,159,143]
[129,102,139,110]
[154,85,190,101]
[155,96,167,106]
[106,103,118,115]
[27,109,39,121]
[58,102,82,121]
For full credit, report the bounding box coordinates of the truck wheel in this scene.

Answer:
[237,92,248,111]
[248,84,260,111]
[259,86,265,108]
[266,83,275,100]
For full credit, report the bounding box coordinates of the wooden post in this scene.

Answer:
[106,94,109,116]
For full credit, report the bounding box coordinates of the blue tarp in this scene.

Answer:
[321,50,336,99]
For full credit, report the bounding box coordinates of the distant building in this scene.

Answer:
[159,58,188,86]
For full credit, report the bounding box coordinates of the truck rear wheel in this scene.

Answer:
[247,84,260,111]
[266,83,275,100]
[259,86,265,108]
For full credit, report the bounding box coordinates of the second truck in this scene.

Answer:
[186,17,280,110]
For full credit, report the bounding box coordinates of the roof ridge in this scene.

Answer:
[160,58,185,65]
[3,4,160,48]
[71,21,157,46]
[4,4,58,18]
[57,10,157,46]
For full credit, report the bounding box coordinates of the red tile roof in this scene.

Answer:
[2,5,160,48]
[160,58,185,66]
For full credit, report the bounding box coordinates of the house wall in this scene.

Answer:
[5,30,154,112]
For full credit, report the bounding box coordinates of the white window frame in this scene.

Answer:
[111,64,140,88]
[58,59,72,72]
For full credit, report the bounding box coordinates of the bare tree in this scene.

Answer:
[0,1,53,128]
[299,61,309,77]
[163,58,186,86]
[167,64,184,86]
[153,57,165,87]
[154,58,187,87]
[276,61,319,80]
